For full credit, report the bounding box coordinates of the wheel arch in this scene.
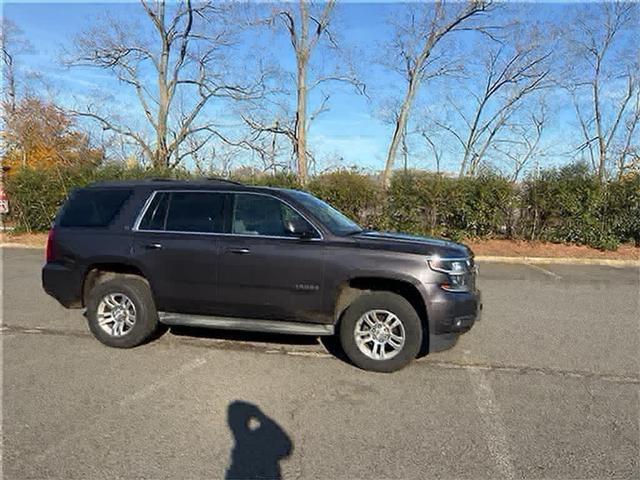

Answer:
[333,276,429,335]
[82,262,151,307]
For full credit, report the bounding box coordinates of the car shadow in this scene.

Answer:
[168,325,357,366]
[168,325,321,347]
[225,401,293,480]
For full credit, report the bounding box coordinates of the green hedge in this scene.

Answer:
[519,164,640,249]
[4,163,639,250]
[386,172,516,240]
[307,171,383,228]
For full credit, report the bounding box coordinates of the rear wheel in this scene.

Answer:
[86,276,159,348]
[339,292,422,372]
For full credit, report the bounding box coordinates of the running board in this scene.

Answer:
[158,312,334,336]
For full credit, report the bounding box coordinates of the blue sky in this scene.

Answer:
[2,1,635,175]
[3,1,397,171]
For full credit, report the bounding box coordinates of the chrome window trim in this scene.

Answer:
[132,189,324,241]
[132,191,160,231]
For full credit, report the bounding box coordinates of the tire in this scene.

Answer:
[339,291,422,373]
[86,275,159,348]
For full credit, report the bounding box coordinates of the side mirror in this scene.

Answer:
[284,217,315,239]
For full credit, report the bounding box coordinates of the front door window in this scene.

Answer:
[232,193,315,238]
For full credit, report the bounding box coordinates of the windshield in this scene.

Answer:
[287,190,363,236]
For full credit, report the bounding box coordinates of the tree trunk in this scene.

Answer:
[593,59,607,184]
[458,95,489,177]
[382,74,419,187]
[295,56,309,184]
[401,130,409,172]
[155,0,170,169]
[6,57,16,113]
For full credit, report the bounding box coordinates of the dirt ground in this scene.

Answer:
[2,231,638,260]
[468,238,640,260]
[1,232,49,247]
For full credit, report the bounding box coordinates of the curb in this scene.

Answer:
[1,243,43,249]
[1,243,638,267]
[475,255,640,267]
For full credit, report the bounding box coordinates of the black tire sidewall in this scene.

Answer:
[86,277,158,348]
[339,291,423,372]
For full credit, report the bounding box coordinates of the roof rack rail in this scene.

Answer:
[142,176,242,185]
[205,177,243,185]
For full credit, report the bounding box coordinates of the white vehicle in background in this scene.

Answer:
[0,184,9,215]
[0,165,9,215]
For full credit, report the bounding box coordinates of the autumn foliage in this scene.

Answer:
[2,97,103,172]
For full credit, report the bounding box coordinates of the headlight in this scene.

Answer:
[428,258,468,274]
[428,257,472,292]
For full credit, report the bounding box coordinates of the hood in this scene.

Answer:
[350,230,472,258]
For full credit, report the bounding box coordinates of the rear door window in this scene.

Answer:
[165,192,226,233]
[59,189,131,228]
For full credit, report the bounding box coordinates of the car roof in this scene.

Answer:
[85,178,282,193]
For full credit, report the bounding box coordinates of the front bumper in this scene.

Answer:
[424,286,482,353]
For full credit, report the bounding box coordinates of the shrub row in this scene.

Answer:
[4,163,639,250]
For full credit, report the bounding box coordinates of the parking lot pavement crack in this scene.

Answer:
[426,359,639,385]
[287,396,311,480]
[3,324,638,385]
[582,382,639,447]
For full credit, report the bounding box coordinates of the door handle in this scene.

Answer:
[143,243,163,250]
[227,247,250,254]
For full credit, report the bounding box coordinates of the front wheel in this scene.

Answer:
[339,292,422,372]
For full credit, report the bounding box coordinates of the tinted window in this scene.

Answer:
[165,192,225,233]
[138,193,169,231]
[232,193,313,237]
[60,189,131,228]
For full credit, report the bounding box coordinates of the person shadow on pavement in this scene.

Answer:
[225,401,293,480]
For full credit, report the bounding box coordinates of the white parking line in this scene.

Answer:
[467,365,516,479]
[120,355,208,405]
[526,263,562,279]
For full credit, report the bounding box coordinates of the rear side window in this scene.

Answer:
[59,189,131,228]
[165,192,225,233]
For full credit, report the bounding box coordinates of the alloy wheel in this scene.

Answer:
[354,309,406,360]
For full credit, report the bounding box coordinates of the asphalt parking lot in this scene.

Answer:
[2,247,638,479]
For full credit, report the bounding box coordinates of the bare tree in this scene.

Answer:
[238,98,298,174]
[614,87,640,178]
[1,19,33,114]
[433,32,552,177]
[67,0,265,168]
[380,0,494,186]
[420,131,443,174]
[492,102,548,181]
[565,1,638,183]
[257,0,364,184]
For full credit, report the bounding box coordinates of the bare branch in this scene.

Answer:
[260,0,363,183]
[66,0,259,168]
[381,0,495,186]
[564,0,639,182]
[69,108,154,160]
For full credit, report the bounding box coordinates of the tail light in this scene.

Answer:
[45,228,56,263]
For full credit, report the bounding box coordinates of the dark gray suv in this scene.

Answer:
[42,179,481,372]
